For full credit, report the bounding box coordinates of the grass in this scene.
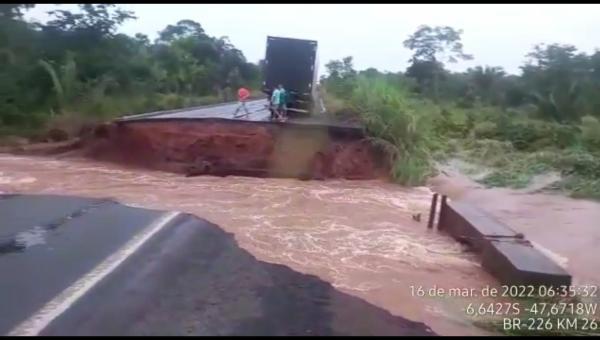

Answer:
[347,76,439,185]
[552,176,600,200]
[455,137,600,199]
[322,77,600,196]
[323,78,600,199]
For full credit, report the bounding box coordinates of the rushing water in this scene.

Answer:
[7,153,599,335]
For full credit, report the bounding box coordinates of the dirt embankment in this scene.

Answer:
[74,120,390,180]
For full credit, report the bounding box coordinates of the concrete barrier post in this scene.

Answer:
[427,193,439,229]
[437,195,448,231]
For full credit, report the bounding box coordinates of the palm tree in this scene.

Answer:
[467,66,506,103]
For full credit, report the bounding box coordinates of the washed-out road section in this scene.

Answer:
[0,194,435,336]
[119,99,273,122]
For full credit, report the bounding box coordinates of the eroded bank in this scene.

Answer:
[80,119,390,180]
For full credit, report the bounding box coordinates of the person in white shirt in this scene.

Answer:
[270,86,281,120]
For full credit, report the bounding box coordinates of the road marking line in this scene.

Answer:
[8,211,181,336]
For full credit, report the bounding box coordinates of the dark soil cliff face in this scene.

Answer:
[82,120,390,180]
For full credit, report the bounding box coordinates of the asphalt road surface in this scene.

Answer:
[119,99,272,122]
[117,99,363,131]
[0,194,435,336]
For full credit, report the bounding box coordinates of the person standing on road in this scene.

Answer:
[270,85,281,120]
[278,84,287,121]
[234,87,251,117]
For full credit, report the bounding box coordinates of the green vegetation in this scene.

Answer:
[350,77,438,185]
[2,6,600,199]
[321,25,600,199]
[0,4,262,137]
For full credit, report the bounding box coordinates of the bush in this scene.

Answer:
[322,90,352,116]
[581,115,600,149]
[560,176,600,200]
[392,151,436,186]
[462,139,514,164]
[460,139,600,199]
[349,76,437,185]
[473,121,498,139]
[549,123,580,149]
[495,119,578,151]
[500,120,540,150]
[549,149,600,177]
[438,108,470,138]
[480,169,534,189]
[0,104,26,126]
[155,93,185,110]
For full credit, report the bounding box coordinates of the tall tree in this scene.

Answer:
[45,4,136,38]
[0,4,35,19]
[156,19,206,44]
[324,56,356,97]
[521,43,589,121]
[403,25,472,100]
[467,65,506,104]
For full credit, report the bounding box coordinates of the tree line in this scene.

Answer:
[2,4,599,142]
[0,4,262,132]
[321,24,600,196]
[323,25,600,124]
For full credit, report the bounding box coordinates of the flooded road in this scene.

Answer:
[430,163,600,290]
[4,153,599,333]
[3,153,600,333]
[10,155,600,335]
[0,153,499,335]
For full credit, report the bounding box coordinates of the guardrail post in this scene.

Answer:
[427,193,439,229]
[437,195,448,231]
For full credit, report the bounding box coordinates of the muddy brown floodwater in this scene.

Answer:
[2,153,599,335]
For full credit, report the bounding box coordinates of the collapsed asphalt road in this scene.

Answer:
[118,99,272,122]
[0,194,435,336]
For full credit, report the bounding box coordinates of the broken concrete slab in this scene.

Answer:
[438,200,521,251]
[482,240,571,287]
[436,196,571,288]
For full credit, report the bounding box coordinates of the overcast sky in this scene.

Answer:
[24,4,600,75]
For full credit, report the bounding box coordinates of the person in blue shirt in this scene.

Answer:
[270,85,281,120]
[278,85,287,120]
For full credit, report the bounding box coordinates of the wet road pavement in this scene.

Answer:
[119,99,272,122]
[0,193,435,336]
[117,99,362,130]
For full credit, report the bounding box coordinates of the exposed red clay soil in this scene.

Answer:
[77,119,391,180]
